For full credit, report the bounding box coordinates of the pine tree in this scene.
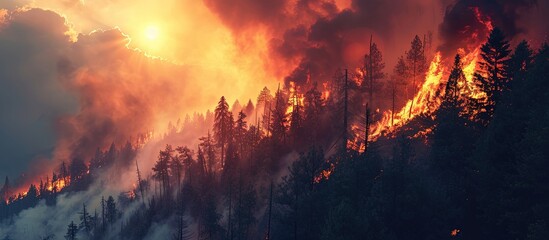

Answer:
[153,144,173,199]
[442,54,466,109]
[270,87,288,144]
[407,35,427,90]
[406,35,427,118]
[243,99,255,120]
[507,40,533,83]
[214,96,232,168]
[231,99,242,117]
[473,27,511,124]
[364,39,385,108]
[1,177,11,202]
[234,111,248,159]
[79,203,92,235]
[106,196,117,225]
[393,55,408,108]
[199,132,216,175]
[171,150,184,191]
[65,221,78,240]
[101,196,106,230]
[176,146,194,185]
[69,157,87,183]
[26,184,38,202]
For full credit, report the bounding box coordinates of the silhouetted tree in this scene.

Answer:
[199,132,216,175]
[153,145,173,199]
[364,40,385,108]
[507,40,533,84]
[65,221,78,240]
[176,146,194,185]
[214,96,232,168]
[79,203,92,235]
[106,196,118,225]
[234,111,248,157]
[406,35,427,118]
[243,99,255,120]
[473,27,511,125]
[171,150,184,191]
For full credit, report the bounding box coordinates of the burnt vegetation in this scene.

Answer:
[1,26,549,240]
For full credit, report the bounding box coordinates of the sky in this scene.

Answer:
[0,0,547,185]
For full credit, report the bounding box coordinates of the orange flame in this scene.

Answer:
[367,52,445,142]
[286,81,305,120]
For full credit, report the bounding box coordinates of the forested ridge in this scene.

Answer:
[1,28,549,240]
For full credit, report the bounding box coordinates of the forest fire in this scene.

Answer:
[47,178,69,193]
[286,81,305,118]
[1,0,548,239]
[368,52,446,141]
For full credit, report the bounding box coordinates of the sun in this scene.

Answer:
[144,25,160,41]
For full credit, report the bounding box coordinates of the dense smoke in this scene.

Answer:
[0,7,240,186]
[206,0,548,87]
[437,0,543,55]
[0,9,77,181]
[0,139,161,239]
[205,0,444,86]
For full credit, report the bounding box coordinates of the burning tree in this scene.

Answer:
[406,35,427,118]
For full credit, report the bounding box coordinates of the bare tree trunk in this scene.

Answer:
[343,69,348,152]
[369,35,374,108]
[364,103,370,154]
[136,160,145,205]
[392,82,396,126]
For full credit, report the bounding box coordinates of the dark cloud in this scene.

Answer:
[0,9,77,181]
[280,0,440,85]
[438,0,538,55]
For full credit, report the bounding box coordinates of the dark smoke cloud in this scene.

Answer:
[438,0,539,55]
[205,0,443,86]
[0,9,77,181]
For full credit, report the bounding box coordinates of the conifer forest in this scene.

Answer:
[0,0,548,239]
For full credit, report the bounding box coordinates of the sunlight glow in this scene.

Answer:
[144,25,160,41]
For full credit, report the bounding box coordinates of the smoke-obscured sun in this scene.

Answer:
[144,25,160,41]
